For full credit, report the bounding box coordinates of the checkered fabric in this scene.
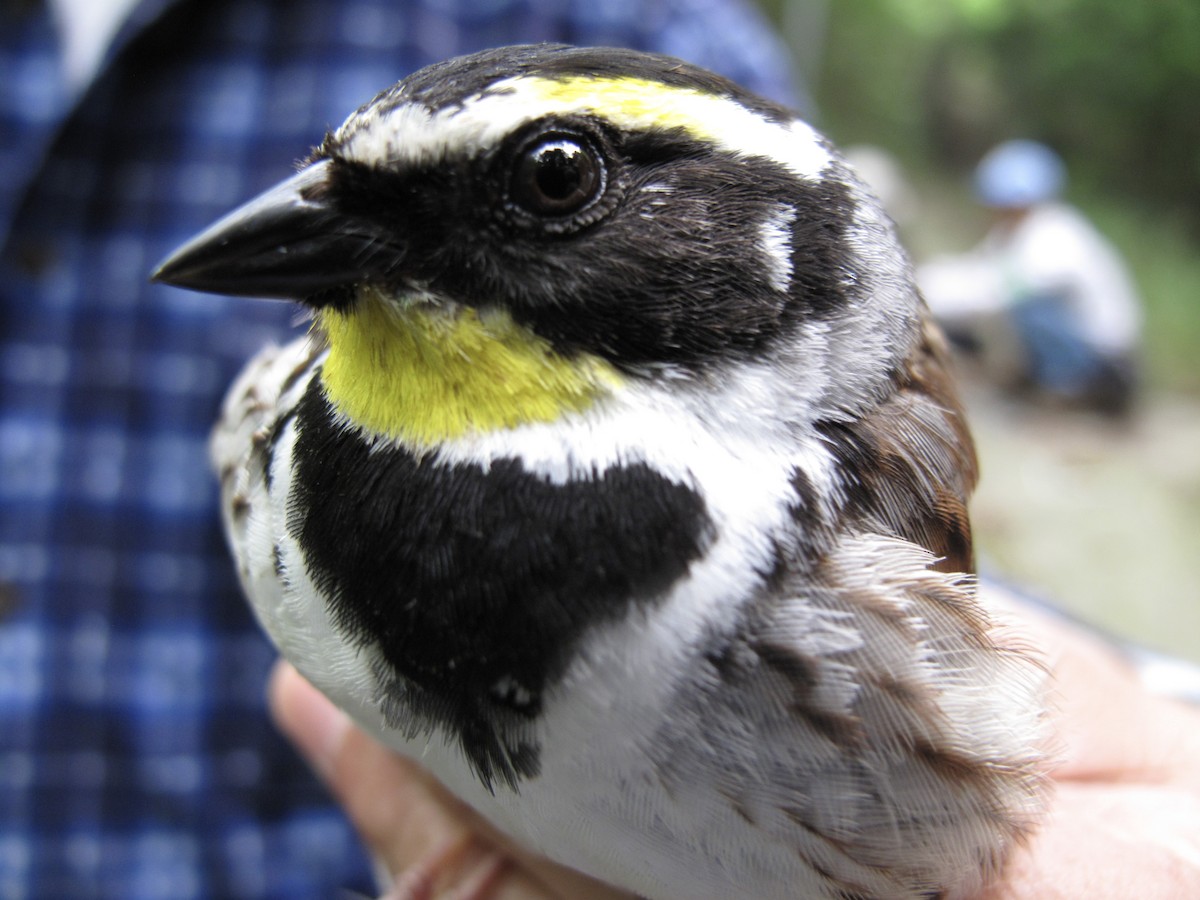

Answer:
[0,1,799,896]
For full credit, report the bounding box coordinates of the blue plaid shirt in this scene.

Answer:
[0,1,798,896]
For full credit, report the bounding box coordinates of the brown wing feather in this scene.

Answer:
[819,310,978,574]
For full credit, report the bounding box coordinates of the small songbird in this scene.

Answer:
[154,44,1045,900]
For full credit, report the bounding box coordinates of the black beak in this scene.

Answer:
[151,159,402,300]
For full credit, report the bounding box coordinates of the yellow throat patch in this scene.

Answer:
[315,289,621,446]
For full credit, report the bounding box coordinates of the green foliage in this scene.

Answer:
[1084,198,1200,394]
[977,1,1200,220]
[813,0,1200,223]
[814,0,933,159]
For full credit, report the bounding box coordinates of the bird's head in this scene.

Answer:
[154,44,920,446]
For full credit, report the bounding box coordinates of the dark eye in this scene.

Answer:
[510,134,604,218]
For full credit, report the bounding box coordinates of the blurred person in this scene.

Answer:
[919,140,1142,417]
[0,1,800,896]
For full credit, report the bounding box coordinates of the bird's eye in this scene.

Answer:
[509,134,604,218]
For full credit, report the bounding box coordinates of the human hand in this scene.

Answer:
[268,593,1200,899]
[976,595,1200,898]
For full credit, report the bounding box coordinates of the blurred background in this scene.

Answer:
[761,0,1200,661]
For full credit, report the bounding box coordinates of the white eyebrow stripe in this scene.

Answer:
[336,75,833,182]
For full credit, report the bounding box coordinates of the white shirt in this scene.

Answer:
[920,202,1141,354]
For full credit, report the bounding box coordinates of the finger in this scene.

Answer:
[980,781,1200,899]
[987,586,1200,785]
[268,661,631,899]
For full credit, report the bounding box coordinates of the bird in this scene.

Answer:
[153,44,1047,900]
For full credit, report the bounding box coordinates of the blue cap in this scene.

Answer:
[974,140,1065,208]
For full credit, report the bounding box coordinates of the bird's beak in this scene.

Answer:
[151,159,401,300]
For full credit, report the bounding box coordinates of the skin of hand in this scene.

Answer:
[268,590,1200,900]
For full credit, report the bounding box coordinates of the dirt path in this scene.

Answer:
[965,386,1200,662]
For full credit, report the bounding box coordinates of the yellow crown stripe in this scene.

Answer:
[316,290,621,446]
[522,76,728,142]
